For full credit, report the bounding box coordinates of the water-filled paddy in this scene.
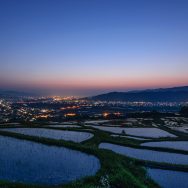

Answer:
[0,128,93,143]
[99,143,188,165]
[102,124,122,127]
[84,120,110,125]
[142,141,188,151]
[170,125,188,134]
[60,122,77,125]
[92,127,176,138]
[111,134,150,140]
[147,168,188,188]
[0,136,100,185]
[48,124,80,128]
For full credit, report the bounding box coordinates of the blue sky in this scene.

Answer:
[0,0,188,96]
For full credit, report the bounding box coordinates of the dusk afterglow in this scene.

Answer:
[0,0,188,96]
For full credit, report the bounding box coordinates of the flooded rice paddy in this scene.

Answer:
[0,128,93,143]
[0,136,100,185]
[147,168,188,188]
[99,143,188,165]
[48,124,80,128]
[142,141,188,151]
[92,127,176,138]
[111,134,150,140]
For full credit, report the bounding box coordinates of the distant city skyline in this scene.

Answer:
[0,0,188,96]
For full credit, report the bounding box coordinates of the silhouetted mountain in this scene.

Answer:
[89,86,188,102]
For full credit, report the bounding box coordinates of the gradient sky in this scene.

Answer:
[0,0,188,96]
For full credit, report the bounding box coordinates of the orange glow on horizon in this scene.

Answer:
[1,75,188,94]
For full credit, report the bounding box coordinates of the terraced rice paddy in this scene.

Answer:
[0,136,100,185]
[111,134,150,140]
[170,125,188,133]
[92,126,176,138]
[141,141,188,151]
[0,128,93,143]
[99,143,188,165]
[48,124,80,128]
[84,120,110,125]
[1,118,187,187]
[147,168,188,188]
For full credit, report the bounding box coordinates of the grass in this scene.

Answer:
[0,121,188,188]
[0,128,159,188]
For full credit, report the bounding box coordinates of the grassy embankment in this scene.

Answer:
[0,125,159,188]
[0,120,188,188]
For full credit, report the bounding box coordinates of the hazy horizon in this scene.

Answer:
[0,84,188,98]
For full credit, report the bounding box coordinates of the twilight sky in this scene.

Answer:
[0,0,188,96]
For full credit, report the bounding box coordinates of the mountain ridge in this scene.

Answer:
[88,86,188,102]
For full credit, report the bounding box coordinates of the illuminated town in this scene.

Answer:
[0,95,187,124]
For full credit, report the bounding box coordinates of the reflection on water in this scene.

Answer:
[147,168,188,188]
[99,143,188,165]
[0,128,93,142]
[0,136,100,185]
[142,141,188,151]
[92,127,176,138]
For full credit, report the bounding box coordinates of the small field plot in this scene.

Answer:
[0,128,93,143]
[60,121,78,125]
[48,124,80,128]
[147,168,188,188]
[84,120,110,125]
[170,125,188,134]
[92,126,176,138]
[142,141,188,151]
[0,136,100,185]
[111,134,150,140]
[99,143,188,165]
